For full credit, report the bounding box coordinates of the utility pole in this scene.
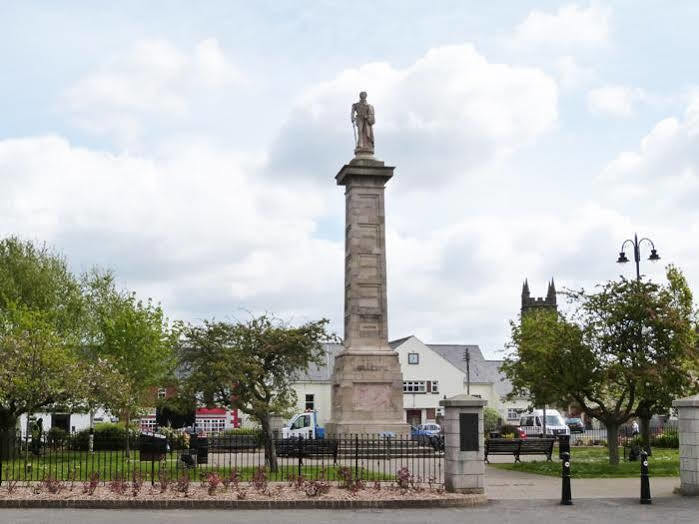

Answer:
[463,348,471,395]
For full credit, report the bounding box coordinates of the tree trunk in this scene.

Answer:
[607,422,620,465]
[639,415,652,456]
[125,411,131,459]
[0,412,18,460]
[260,414,278,472]
[89,410,95,453]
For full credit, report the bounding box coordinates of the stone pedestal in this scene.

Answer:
[439,395,486,494]
[326,157,409,436]
[673,394,699,496]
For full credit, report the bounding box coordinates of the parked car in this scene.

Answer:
[519,410,570,437]
[565,418,585,433]
[411,423,441,444]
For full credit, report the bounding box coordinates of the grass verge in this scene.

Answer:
[489,446,679,478]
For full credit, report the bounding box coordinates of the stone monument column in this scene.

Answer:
[326,93,409,435]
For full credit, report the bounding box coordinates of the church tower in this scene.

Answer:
[521,278,557,314]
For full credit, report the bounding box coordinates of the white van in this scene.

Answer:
[519,409,570,437]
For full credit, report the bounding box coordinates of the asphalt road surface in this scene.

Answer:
[1,498,697,524]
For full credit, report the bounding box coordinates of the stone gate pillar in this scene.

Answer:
[673,394,699,496]
[439,394,487,494]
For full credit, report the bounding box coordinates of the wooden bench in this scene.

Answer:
[484,438,555,463]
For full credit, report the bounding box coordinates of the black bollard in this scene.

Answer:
[640,449,652,504]
[561,451,572,505]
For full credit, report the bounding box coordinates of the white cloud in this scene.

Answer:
[555,55,595,89]
[267,44,558,187]
[0,135,341,328]
[587,85,646,117]
[63,38,242,144]
[514,4,611,47]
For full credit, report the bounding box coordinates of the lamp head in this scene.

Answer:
[649,249,660,262]
[617,251,630,264]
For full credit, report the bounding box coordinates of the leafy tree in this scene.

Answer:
[503,268,697,465]
[0,238,85,444]
[82,271,177,456]
[632,266,698,451]
[177,315,333,471]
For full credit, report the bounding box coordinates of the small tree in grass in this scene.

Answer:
[177,314,334,471]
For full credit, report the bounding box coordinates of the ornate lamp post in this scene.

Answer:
[616,233,661,281]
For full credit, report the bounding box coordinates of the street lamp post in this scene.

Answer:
[616,233,661,281]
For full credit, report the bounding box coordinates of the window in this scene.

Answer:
[290,414,311,430]
[305,394,314,411]
[157,388,166,400]
[403,380,426,393]
[431,381,439,394]
[507,408,519,420]
[195,418,225,433]
[407,353,419,365]
[140,418,156,432]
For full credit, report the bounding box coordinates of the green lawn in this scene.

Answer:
[0,450,394,483]
[489,446,679,478]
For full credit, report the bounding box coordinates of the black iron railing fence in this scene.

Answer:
[0,433,444,486]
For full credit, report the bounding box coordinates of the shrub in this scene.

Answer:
[650,432,679,449]
[46,427,68,447]
[82,472,100,495]
[157,426,190,450]
[176,473,191,496]
[484,408,500,434]
[109,475,128,495]
[71,423,133,451]
[251,468,268,492]
[157,471,171,493]
[206,473,222,496]
[499,424,519,437]
[42,474,64,494]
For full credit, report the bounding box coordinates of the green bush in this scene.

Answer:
[157,426,190,450]
[499,424,519,437]
[223,427,261,436]
[650,432,679,449]
[46,427,68,446]
[484,407,500,434]
[70,423,133,451]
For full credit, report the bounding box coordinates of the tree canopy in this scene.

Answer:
[502,266,698,464]
[177,314,334,470]
[0,238,86,432]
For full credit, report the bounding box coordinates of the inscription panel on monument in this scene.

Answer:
[352,383,391,411]
[459,413,479,451]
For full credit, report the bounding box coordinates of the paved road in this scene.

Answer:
[1,498,697,524]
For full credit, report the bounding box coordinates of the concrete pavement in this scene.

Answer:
[485,464,680,499]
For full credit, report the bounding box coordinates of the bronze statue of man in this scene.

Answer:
[351,91,375,155]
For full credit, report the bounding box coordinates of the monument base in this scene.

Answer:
[326,349,410,436]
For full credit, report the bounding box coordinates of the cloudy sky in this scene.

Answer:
[2,1,699,358]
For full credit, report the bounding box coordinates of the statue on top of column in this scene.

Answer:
[351,91,375,156]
